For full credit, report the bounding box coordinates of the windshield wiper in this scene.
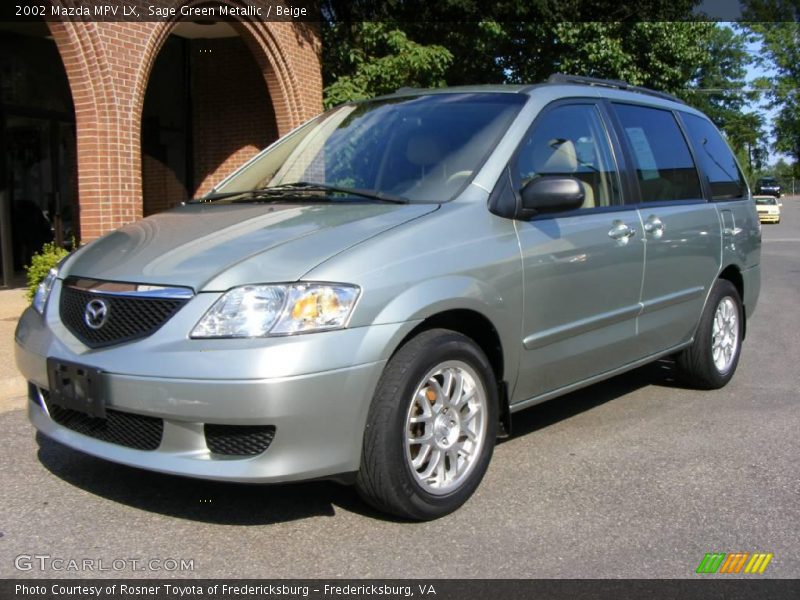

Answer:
[191,190,253,203]
[192,182,409,205]
[261,182,409,204]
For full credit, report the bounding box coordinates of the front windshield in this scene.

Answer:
[212,93,526,203]
[755,197,777,205]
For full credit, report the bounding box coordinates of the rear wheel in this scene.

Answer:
[355,329,498,520]
[675,279,743,389]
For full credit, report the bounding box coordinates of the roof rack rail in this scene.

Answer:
[546,73,685,105]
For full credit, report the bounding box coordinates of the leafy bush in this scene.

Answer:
[25,242,69,300]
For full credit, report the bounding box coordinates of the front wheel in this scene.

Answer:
[355,329,498,520]
[675,279,743,389]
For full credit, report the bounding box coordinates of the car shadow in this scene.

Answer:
[36,359,688,525]
[504,359,680,439]
[35,432,384,525]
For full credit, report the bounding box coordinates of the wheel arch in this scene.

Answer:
[718,263,746,339]
[392,308,512,437]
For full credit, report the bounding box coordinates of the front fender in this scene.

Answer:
[369,275,522,388]
[373,275,507,325]
[303,201,525,392]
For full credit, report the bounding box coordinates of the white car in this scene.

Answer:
[754,195,781,224]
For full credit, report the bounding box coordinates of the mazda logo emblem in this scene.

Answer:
[84,299,109,330]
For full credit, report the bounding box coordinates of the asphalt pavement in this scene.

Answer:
[0,199,798,579]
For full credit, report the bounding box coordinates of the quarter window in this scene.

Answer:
[613,104,702,202]
[514,104,621,209]
[681,113,746,200]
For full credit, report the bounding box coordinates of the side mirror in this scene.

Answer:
[519,176,585,218]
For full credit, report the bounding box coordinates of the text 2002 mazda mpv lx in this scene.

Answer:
[16,75,760,520]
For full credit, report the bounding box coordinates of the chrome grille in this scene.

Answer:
[59,278,191,348]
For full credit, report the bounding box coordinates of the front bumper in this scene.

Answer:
[24,362,383,483]
[16,285,417,483]
[757,213,780,223]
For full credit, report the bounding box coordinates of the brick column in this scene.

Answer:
[47,1,322,242]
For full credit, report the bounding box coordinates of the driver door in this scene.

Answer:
[512,102,645,402]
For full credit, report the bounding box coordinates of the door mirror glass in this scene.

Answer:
[519,176,585,216]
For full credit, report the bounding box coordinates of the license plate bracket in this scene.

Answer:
[46,358,106,419]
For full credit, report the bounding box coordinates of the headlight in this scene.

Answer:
[272,284,361,334]
[191,283,360,338]
[32,267,59,315]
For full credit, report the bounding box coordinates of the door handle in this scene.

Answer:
[608,220,636,245]
[643,215,665,239]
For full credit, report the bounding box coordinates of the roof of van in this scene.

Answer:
[386,74,687,107]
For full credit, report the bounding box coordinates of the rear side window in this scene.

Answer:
[613,104,702,202]
[681,113,747,200]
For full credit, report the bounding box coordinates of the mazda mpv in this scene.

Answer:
[16,75,761,520]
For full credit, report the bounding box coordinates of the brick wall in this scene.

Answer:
[191,37,279,197]
[47,1,322,241]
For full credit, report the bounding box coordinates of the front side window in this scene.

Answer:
[682,113,746,200]
[213,93,525,203]
[613,104,702,202]
[514,104,621,209]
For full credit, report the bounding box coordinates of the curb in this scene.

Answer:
[0,376,26,410]
[1,288,29,408]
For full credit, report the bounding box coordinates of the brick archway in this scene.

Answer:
[46,7,321,241]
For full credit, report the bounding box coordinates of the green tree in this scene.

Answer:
[320,1,715,104]
[684,26,751,126]
[513,22,716,92]
[742,2,800,168]
[322,22,452,108]
[320,0,765,162]
[762,158,798,195]
[391,1,707,88]
[724,111,768,167]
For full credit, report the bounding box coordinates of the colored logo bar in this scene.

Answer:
[696,552,773,574]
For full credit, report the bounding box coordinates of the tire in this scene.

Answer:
[675,279,743,389]
[355,328,498,520]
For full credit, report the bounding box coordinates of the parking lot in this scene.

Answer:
[1,198,798,579]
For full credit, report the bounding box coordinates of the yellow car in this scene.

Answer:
[754,195,781,224]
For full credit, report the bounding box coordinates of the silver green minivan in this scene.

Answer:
[16,75,760,520]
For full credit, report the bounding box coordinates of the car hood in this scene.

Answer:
[63,202,438,291]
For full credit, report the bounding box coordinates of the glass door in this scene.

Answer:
[4,115,76,272]
[6,115,53,271]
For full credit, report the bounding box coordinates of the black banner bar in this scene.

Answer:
[2,0,799,23]
[2,1,321,23]
[2,580,800,600]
